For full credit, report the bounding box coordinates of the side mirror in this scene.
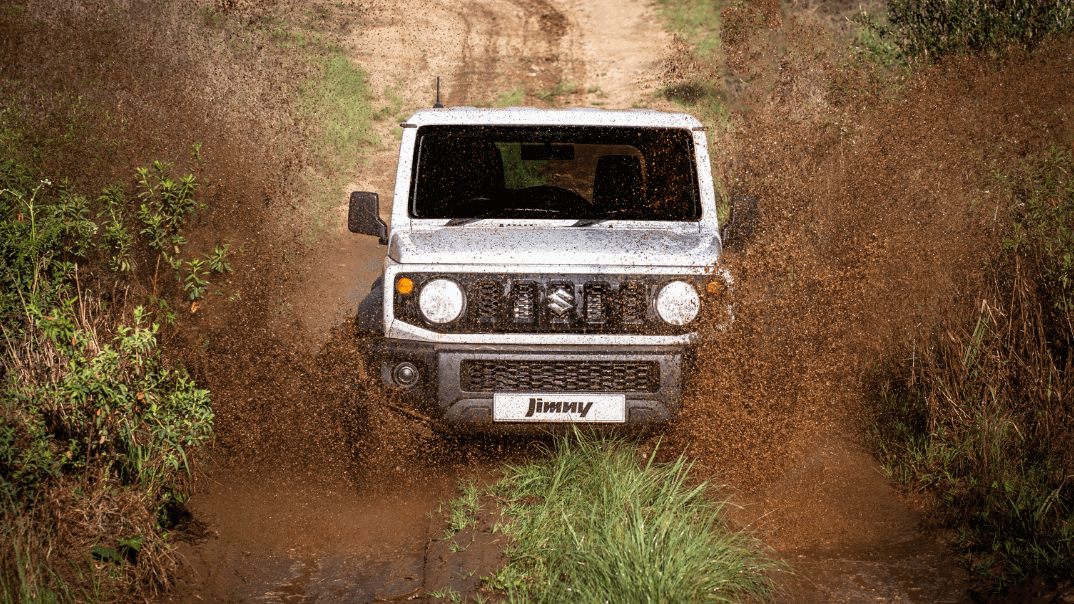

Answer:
[349,191,388,245]
[721,196,759,250]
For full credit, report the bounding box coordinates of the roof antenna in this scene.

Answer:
[433,77,444,108]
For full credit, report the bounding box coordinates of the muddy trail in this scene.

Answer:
[17,0,1072,601]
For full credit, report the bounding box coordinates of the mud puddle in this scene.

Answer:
[164,473,450,603]
[754,433,971,602]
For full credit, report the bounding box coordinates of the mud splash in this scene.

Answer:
[11,0,1074,601]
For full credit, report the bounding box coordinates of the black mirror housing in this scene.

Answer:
[349,191,388,245]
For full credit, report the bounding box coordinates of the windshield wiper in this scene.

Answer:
[446,208,561,226]
[445,208,504,226]
[572,209,625,227]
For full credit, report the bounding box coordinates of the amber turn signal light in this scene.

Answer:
[397,277,414,295]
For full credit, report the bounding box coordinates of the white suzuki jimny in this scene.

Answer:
[349,107,738,428]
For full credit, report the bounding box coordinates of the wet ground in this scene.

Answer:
[31,0,1059,601]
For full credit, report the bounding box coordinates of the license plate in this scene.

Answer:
[493,393,626,423]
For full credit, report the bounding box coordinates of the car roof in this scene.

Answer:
[403,106,703,129]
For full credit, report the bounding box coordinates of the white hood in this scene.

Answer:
[388,226,722,268]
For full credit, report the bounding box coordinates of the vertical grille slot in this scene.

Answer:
[619,281,647,325]
[511,282,537,324]
[472,280,503,324]
[584,282,609,325]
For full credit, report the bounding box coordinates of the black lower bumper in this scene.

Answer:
[366,339,692,426]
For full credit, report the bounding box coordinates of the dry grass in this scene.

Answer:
[869,264,1074,582]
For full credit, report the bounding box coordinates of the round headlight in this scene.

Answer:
[418,279,465,324]
[655,281,700,326]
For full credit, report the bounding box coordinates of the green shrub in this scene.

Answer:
[858,0,1074,62]
[3,304,214,505]
[0,157,214,599]
[0,165,97,328]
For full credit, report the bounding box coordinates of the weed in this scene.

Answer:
[534,80,576,107]
[190,141,205,168]
[494,87,525,108]
[135,161,199,248]
[206,242,232,274]
[487,430,780,602]
[183,259,209,301]
[428,586,464,601]
[98,184,133,272]
[444,479,482,536]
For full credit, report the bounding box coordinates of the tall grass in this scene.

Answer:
[489,432,779,603]
[868,269,1073,584]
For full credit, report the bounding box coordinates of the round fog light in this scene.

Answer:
[393,362,420,388]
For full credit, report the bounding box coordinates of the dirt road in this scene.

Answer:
[162,0,991,601]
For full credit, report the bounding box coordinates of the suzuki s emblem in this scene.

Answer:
[547,286,574,316]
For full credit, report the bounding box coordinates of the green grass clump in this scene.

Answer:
[488,432,779,603]
[856,0,1074,62]
[302,53,378,176]
[655,0,723,59]
[494,88,526,108]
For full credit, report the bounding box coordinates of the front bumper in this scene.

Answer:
[366,339,692,425]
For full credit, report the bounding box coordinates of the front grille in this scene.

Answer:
[584,283,608,324]
[462,360,660,393]
[472,280,503,324]
[393,273,696,334]
[511,282,537,323]
[619,282,647,325]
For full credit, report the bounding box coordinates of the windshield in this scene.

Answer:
[408,125,701,221]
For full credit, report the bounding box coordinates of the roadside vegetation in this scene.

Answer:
[0,155,215,599]
[868,144,1074,585]
[436,432,779,603]
[855,0,1074,63]
[658,0,1074,590]
[857,3,1074,587]
[1,0,382,597]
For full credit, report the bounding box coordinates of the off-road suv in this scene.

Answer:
[348,107,735,427]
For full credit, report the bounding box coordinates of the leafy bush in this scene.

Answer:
[0,159,214,599]
[858,0,1074,62]
[3,304,214,505]
[0,163,97,327]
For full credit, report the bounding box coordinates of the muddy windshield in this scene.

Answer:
[408,125,701,221]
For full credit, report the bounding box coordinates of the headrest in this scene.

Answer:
[592,154,644,212]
